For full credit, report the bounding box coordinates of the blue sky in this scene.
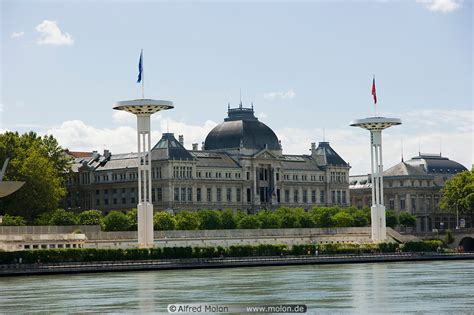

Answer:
[1,0,472,174]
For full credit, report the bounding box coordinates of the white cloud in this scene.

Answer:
[112,111,135,125]
[416,0,463,12]
[35,20,74,46]
[263,89,296,100]
[10,31,24,39]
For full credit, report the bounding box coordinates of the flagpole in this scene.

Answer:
[142,49,145,99]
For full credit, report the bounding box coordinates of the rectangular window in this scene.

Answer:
[342,191,346,204]
[152,188,155,203]
[320,190,325,203]
[411,197,417,211]
[187,188,192,202]
[337,191,341,204]
[246,172,250,180]
[303,190,308,203]
[174,188,179,202]
[285,190,290,203]
[227,188,232,202]
[96,199,100,206]
[181,188,186,202]
[236,188,241,202]
[104,198,109,205]
[400,198,406,210]
[331,191,336,204]
[293,190,298,203]
[389,198,394,210]
[122,197,126,204]
[113,198,117,205]
[207,188,212,202]
[247,188,251,203]
[157,188,163,202]
[197,188,201,202]
[312,190,316,203]
[217,188,222,202]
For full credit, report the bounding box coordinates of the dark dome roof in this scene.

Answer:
[406,154,467,175]
[204,105,280,151]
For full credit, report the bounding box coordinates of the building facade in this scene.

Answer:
[349,154,469,232]
[65,104,350,213]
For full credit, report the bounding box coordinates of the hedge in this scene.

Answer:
[0,240,445,265]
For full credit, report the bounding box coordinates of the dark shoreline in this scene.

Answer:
[1,252,473,277]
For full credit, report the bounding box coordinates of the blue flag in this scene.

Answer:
[137,50,143,83]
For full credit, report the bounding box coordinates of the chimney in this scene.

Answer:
[311,142,316,155]
[192,143,198,151]
[201,142,205,150]
[278,140,282,150]
[178,135,184,146]
[103,149,111,159]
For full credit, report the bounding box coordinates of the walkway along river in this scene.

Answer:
[1,252,473,276]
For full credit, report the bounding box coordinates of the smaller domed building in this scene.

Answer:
[65,104,350,212]
[349,153,469,232]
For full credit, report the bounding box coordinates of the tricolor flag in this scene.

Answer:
[371,76,377,104]
[137,50,143,83]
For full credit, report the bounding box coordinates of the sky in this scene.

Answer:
[1,0,472,174]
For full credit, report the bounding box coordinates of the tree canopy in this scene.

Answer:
[440,169,474,220]
[0,132,71,220]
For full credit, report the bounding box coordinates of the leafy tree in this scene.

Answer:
[257,211,281,229]
[78,210,103,228]
[175,211,200,230]
[276,208,302,228]
[445,229,454,244]
[126,208,138,230]
[440,169,474,222]
[220,209,237,229]
[299,211,316,228]
[49,208,79,225]
[352,210,369,227]
[153,211,176,230]
[332,211,355,227]
[385,210,398,229]
[103,211,131,231]
[197,210,222,230]
[0,132,70,220]
[237,215,261,229]
[312,207,336,227]
[398,211,416,228]
[0,213,26,226]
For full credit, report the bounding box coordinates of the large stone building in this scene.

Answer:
[349,154,469,232]
[65,104,350,213]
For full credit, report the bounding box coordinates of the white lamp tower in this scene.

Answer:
[113,50,173,248]
[350,117,401,242]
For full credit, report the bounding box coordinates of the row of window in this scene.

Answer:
[175,187,243,203]
[330,172,347,183]
[282,174,325,182]
[389,180,433,188]
[331,190,347,205]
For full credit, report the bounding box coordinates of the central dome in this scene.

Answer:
[204,105,280,151]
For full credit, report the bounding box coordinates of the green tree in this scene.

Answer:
[220,209,237,229]
[440,169,474,223]
[352,210,369,227]
[276,208,302,228]
[153,211,176,230]
[332,211,355,227]
[126,208,138,230]
[299,211,316,228]
[78,210,103,228]
[0,132,70,220]
[385,210,398,229]
[257,211,281,229]
[175,211,200,230]
[312,207,336,227]
[197,210,222,230]
[103,211,131,231]
[0,213,26,226]
[237,215,261,229]
[398,211,416,228]
[49,208,79,225]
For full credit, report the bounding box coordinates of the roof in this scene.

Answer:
[281,155,321,171]
[405,154,467,175]
[204,105,280,151]
[314,142,349,167]
[384,161,431,178]
[191,151,241,168]
[66,151,92,158]
[152,133,194,161]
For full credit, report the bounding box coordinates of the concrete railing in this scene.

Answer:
[0,225,101,235]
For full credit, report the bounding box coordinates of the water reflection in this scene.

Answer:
[1,261,473,313]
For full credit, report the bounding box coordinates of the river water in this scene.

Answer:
[1,260,472,314]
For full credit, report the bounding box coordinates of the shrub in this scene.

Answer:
[385,210,398,229]
[332,212,355,227]
[175,211,200,230]
[197,210,222,230]
[403,240,445,252]
[126,208,138,231]
[0,213,26,226]
[237,215,261,229]
[445,229,454,244]
[312,207,336,227]
[352,210,369,227]
[378,242,399,253]
[220,209,237,229]
[154,211,177,230]
[78,210,103,228]
[49,209,79,225]
[103,211,131,231]
[398,211,416,228]
[257,211,281,229]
